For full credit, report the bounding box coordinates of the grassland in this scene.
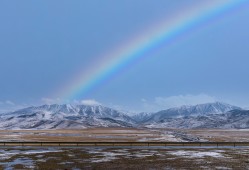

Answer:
[0,128,175,142]
[0,128,249,142]
[0,146,248,169]
[0,128,249,169]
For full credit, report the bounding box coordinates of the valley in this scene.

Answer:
[0,102,248,169]
[0,102,248,143]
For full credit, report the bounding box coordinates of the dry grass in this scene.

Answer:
[0,128,249,143]
[0,128,248,169]
[0,147,248,169]
[0,128,164,142]
[185,129,249,142]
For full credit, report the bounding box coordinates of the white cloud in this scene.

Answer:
[106,103,123,110]
[41,98,102,106]
[41,98,62,104]
[0,100,30,113]
[5,100,15,106]
[105,102,137,114]
[154,94,216,107]
[141,94,216,112]
[79,99,101,106]
[141,98,147,102]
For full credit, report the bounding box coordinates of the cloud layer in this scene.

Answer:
[141,94,216,112]
[78,99,101,106]
[41,98,101,106]
[0,100,29,113]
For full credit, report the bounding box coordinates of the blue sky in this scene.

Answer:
[0,0,249,112]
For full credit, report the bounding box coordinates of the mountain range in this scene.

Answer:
[0,104,135,129]
[0,102,248,129]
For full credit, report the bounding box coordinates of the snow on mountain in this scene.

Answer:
[145,110,249,129]
[131,112,154,123]
[0,104,136,130]
[144,102,241,124]
[0,102,247,130]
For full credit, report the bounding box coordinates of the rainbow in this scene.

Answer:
[57,0,246,101]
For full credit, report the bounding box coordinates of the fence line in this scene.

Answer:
[0,142,249,147]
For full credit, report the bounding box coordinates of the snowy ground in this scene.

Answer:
[0,146,248,169]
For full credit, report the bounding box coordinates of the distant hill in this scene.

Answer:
[139,102,241,124]
[0,104,135,129]
[144,109,249,129]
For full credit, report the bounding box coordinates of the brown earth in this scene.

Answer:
[0,128,249,142]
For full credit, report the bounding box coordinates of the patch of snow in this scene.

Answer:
[168,150,224,158]
[0,148,61,160]
[215,167,232,170]
[90,152,125,163]
[138,134,182,142]
[0,158,34,170]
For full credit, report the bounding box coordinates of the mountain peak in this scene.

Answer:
[0,102,244,130]
[172,102,240,113]
[0,104,135,129]
[141,102,241,124]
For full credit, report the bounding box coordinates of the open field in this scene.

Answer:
[0,128,249,169]
[0,146,248,169]
[0,128,249,142]
[184,129,249,142]
[0,142,249,147]
[0,128,179,142]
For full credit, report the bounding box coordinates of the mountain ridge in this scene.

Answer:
[0,102,247,129]
[0,104,136,129]
[142,102,241,124]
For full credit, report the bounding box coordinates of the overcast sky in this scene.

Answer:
[0,0,249,112]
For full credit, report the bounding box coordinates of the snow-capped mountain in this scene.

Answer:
[131,112,154,123]
[0,102,247,129]
[0,104,136,129]
[142,102,241,124]
[145,110,249,129]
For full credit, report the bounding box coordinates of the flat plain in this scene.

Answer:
[0,128,249,142]
[0,128,249,169]
[0,146,249,169]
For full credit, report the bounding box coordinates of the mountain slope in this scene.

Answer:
[143,102,241,124]
[131,112,154,123]
[0,104,136,129]
[0,102,247,130]
[145,110,249,129]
